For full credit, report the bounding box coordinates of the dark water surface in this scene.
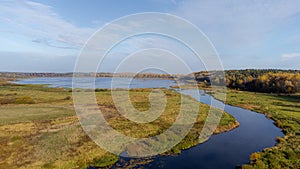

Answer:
[15,77,284,169]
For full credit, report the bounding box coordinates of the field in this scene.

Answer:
[213,89,300,168]
[0,81,237,169]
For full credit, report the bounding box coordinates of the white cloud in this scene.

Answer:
[173,0,300,48]
[282,53,300,59]
[0,0,96,48]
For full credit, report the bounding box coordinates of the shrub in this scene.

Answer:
[275,120,283,128]
[89,153,118,167]
[0,97,16,104]
[95,88,108,92]
[250,152,261,161]
[15,96,35,104]
[63,96,71,100]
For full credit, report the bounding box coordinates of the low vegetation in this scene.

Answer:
[0,80,237,169]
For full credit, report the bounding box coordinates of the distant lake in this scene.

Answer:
[15,77,177,89]
[15,77,284,169]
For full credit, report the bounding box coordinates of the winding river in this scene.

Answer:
[15,77,284,169]
[139,89,284,169]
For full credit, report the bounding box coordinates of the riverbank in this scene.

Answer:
[212,89,299,169]
[0,81,238,168]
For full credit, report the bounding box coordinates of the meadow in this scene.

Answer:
[0,80,237,169]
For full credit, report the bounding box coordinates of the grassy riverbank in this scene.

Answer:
[0,81,237,169]
[213,89,300,169]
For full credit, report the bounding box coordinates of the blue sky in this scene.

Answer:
[0,0,300,72]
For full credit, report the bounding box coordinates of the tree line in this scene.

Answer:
[193,69,300,94]
[2,69,300,94]
[0,72,177,79]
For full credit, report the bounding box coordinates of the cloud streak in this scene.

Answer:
[174,0,300,48]
[282,53,300,59]
[0,0,96,48]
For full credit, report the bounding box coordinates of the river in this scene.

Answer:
[15,77,284,168]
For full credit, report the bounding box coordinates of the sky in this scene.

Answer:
[0,0,300,72]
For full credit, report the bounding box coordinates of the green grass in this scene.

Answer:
[213,89,300,169]
[0,82,237,168]
[0,105,74,125]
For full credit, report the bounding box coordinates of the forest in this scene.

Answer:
[225,69,300,94]
[193,69,300,94]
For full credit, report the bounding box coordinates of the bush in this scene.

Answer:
[63,96,71,100]
[250,152,261,161]
[95,88,108,92]
[0,97,16,104]
[5,93,17,96]
[275,120,283,128]
[89,153,118,167]
[15,96,35,104]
